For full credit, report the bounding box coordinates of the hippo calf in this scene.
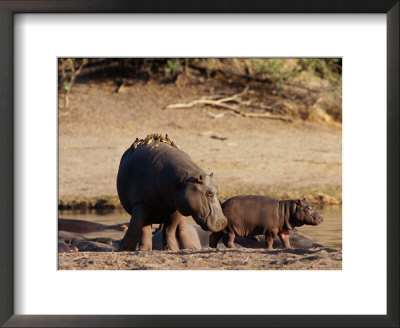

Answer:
[209,195,323,249]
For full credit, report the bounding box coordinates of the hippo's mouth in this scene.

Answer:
[193,204,228,232]
[194,214,226,232]
[195,215,212,231]
[313,216,323,225]
[190,211,208,230]
[192,204,212,230]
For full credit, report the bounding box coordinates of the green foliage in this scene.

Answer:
[164,59,182,74]
[250,59,299,86]
[62,80,71,91]
[298,58,342,84]
[249,58,341,87]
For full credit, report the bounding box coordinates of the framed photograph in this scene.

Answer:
[0,1,398,327]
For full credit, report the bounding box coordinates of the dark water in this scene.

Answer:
[58,206,342,248]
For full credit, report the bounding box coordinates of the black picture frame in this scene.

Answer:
[0,1,398,327]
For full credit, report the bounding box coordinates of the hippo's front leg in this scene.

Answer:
[265,230,278,250]
[278,230,291,249]
[139,224,152,251]
[209,231,223,248]
[119,204,149,251]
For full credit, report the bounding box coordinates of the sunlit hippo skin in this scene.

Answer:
[58,218,128,233]
[209,196,323,249]
[58,241,79,253]
[117,135,228,251]
[71,241,116,252]
[152,224,202,250]
[58,229,120,252]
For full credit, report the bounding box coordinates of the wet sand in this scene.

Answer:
[57,219,341,271]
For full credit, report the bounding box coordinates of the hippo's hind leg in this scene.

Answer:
[139,224,153,251]
[119,204,149,251]
[278,230,291,249]
[265,230,278,250]
[209,231,223,248]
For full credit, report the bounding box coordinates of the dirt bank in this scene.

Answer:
[58,79,341,209]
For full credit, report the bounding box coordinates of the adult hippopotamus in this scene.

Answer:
[209,195,323,249]
[117,134,228,251]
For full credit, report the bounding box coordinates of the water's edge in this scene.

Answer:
[58,206,342,248]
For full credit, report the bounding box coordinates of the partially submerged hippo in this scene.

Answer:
[58,241,79,253]
[234,230,324,249]
[209,196,323,249]
[58,218,128,233]
[58,227,121,252]
[117,134,228,251]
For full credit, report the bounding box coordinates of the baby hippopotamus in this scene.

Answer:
[209,195,323,249]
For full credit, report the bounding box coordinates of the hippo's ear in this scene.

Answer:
[209,172,214,177]
[302,197,306,201]
[296,199,304,207]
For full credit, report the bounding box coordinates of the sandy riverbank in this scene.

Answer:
[58,79,342,209]
[59,247,341,270]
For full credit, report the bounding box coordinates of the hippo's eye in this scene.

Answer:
[306,207,313,214]
[206,190,214,198]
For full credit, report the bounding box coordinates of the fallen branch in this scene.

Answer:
[166,87,293,122]
[166,88,249,113]
[208,112,226,119]
[214,87,249,103]
[241,112,292,122]
[166,98,242,114]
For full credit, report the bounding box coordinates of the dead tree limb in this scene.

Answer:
[241,112,292,122]
[166,87,249,113]
[64,59,87,108]
[166,99,242,114]
[166,90,291,122]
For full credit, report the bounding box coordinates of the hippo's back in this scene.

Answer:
[222,195,277,213]
[221,195,280,235]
